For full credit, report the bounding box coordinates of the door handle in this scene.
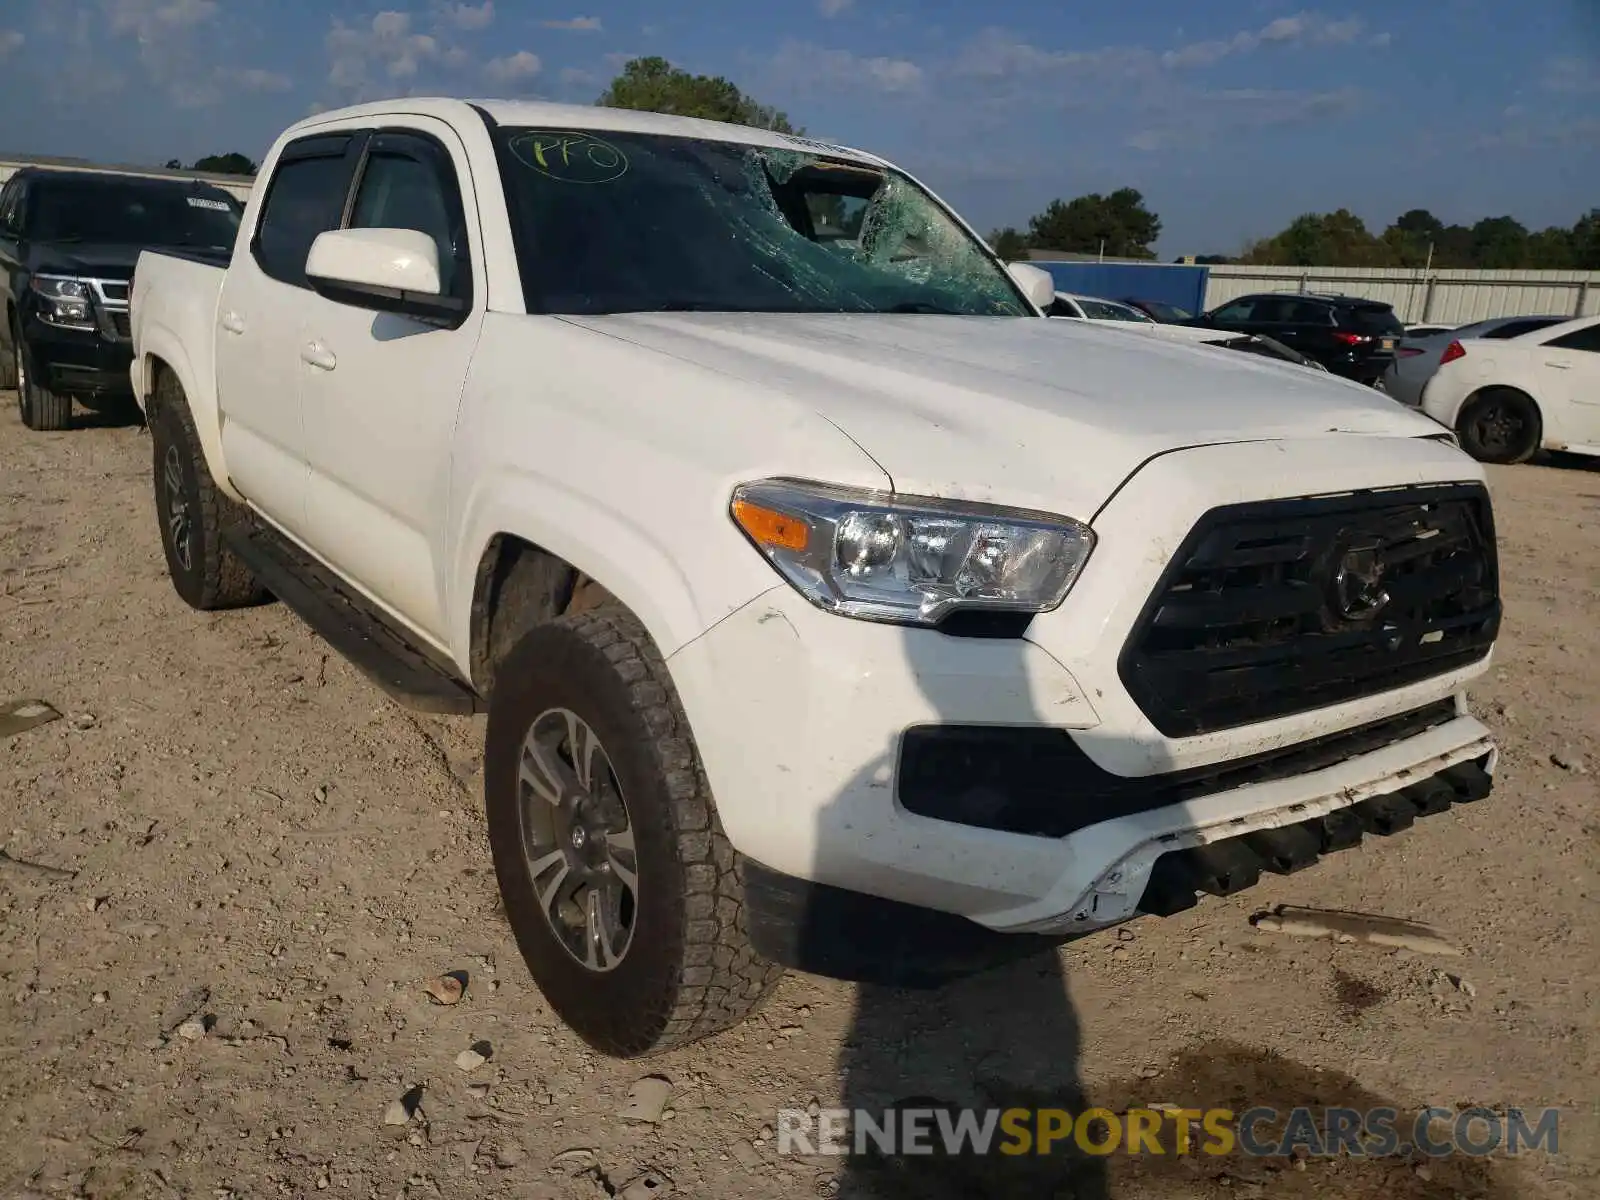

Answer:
[1544,361,1570,369]
[300,341,337,371]
[220,311,245,335]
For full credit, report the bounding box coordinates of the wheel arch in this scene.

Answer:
[457,516,705,699]
[139,343,243,503]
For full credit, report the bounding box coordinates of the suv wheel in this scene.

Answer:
[1456,388,1541,464]
[15,331,71,431]
[148,370,268,609]
[485,604,783,1057]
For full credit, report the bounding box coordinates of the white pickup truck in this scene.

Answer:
[130,98,1502,1058]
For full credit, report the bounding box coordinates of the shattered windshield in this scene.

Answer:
[493,128,1031,317]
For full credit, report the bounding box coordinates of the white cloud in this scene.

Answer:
[327,11,446,95]
[485,50,542,82]
[442,1,494,30]
[768,41,925,95]
[237,67,291,92]
[560,66,598,86]
[1161,11,1374,69]
[0,29,23,57]
[818,0,854,16]
[1127,86,1367,151]
[1543,56,1599,94]
[542,16,604,32]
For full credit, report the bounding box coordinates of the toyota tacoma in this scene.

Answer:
[129,98,1502,1057]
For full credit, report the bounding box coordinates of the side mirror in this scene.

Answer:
[1005,262,1057,310]
[305,227,466,323]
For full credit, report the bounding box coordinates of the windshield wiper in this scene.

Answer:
[884,301,964,314]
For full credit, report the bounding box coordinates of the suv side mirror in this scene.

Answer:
[1005,262,1057,310]
[305,227,467,324]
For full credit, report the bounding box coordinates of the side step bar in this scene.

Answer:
[223,524,483,716]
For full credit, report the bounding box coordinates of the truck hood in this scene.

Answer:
[565,312,1446,519]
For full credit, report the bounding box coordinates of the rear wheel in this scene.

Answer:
[1456,388,1541,464]
[484,603,782,1057]
[148,370,268,610]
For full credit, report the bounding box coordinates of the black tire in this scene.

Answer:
[0,323,17,391]
[485,603,783,1057]
[1455,388,1542,465]
[16,335,71,431]
[148,370,268,610]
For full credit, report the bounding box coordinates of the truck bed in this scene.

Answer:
[128,247,229,419]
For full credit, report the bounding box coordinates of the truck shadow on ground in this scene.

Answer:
[792,627,1525,1199]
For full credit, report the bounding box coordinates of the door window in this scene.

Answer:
[1546,324,1600,353]
[1210,299,1259,323]
[347,133,472,300]
[0,181,18,234]
[252,134,359,288]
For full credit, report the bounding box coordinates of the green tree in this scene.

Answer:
[1570,209,1600,270]
[988,227,1029,260]
[1468,216,1529,270]
[1522,227,1574,269]
[597,56,799,133]
[190,152,257,176]
[1025,188,1161,258]
[1245,210,1383,267]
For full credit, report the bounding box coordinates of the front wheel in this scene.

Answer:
[1455,388,1541,464]
[15,336,72,431]
[484,604,782,1057]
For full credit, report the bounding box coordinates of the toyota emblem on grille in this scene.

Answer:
[1332,542,1390,620]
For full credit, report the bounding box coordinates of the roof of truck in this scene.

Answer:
[287,97,888,168]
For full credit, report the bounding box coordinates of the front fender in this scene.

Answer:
[445,465,776,679]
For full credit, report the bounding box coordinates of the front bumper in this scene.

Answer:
[666,435,1497,939]
[24,314,134,398]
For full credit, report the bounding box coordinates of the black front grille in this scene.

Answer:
[110,311,131,339]
[1118,484,1499,737]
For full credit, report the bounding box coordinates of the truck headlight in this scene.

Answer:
[31,275,95,331]
[730,478,1094,625]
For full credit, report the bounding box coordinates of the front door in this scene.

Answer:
[1536,323,1600,445]
[216,131,364,539]
[296,119,486,643]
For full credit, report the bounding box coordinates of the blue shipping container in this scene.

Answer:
[1034,261,1210,319]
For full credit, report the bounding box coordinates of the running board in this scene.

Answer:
[223,524,483,716]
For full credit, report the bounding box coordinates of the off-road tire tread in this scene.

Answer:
[491,603,783,1057]
[151,370,268,609]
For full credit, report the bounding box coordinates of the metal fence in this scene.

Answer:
[1202,265,1600,325]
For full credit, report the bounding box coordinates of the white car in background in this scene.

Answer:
[1045,292,1155,324]
[1419,315,1600,462]
[1384,315,1572,407]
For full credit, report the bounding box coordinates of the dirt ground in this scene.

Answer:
[1,393,1595,1200]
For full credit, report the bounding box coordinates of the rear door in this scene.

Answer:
[216,132,364,538]
[295,119,486,641]
[1202,296,1263,334]
[1534,323,1600,445]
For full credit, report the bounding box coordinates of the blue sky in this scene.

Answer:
[1,0,1596,253]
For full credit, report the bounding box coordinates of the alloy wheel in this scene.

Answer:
[516,708,639,973]
[163,444,193,572]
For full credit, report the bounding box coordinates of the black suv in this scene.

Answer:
[1186,292,1404,385]
[0,168,243,430]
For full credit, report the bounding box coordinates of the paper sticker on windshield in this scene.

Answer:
[508,131,629,183]
[186,197,231,211]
